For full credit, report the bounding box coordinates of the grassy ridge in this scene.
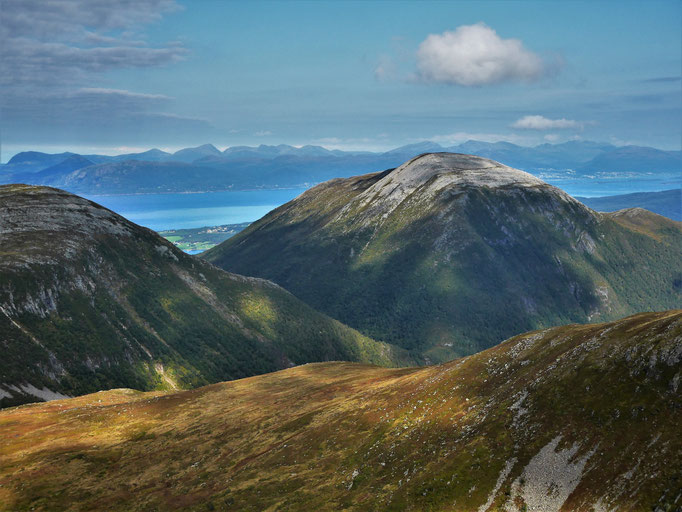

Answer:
[1,310,679,511]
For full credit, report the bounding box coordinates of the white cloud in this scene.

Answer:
[254,130,273,137]
[512,115,583,130]
[416,23,546,86]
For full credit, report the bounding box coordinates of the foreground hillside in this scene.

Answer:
[1,310,680,511]
[0,185,409,407]
[205,153,682,361]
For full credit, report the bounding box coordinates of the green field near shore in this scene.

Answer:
[159,223,250,253]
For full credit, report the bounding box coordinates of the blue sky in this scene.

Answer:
[1,0,680,160]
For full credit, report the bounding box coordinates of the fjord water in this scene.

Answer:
[81,174,680,233]
[82,188,308,230]
[539,173,681,197]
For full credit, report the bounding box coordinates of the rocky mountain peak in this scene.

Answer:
[353,152,551,216]
[0,185,131,239]
[382,152,545,191]
[0,185,135,269]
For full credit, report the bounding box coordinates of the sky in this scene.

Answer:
[1,0,681,161]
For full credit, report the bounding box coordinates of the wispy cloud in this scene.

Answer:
[512,115,583,130]
[1,0,180,39]
[641,76,682,83]
[1,0,186,89]
[0,0,200,145]
[309,136,393,152]
[430,131,535,145]
[374,55,397,81]
[415,23,550,86]
[2,88,171,119]
[1,88,215,145]
[76,88,173,100]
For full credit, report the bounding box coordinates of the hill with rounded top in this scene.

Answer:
[0,185,410,407]
[204,153,682,361]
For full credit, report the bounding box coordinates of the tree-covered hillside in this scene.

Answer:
[0,185,411,407]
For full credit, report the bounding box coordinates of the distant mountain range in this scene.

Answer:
[204,153,682,361]
[1,140,679,194]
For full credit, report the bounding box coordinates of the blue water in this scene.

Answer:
[540,174,680,198]
[83,175,680,233]
[84,188,308,231]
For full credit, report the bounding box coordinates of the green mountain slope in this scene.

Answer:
[1,310,680,511]
[0,185,410,407]
[204,153,682,362]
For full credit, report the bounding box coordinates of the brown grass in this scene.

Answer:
[1,311,681,511]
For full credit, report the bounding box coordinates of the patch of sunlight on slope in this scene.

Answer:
[238,292,278,339]
[159,296,182,321]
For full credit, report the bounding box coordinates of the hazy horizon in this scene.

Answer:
[2,0,680,162]
[3,136,681,165]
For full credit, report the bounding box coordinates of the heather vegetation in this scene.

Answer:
[1,310,679,511]
[3,0,681,509]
